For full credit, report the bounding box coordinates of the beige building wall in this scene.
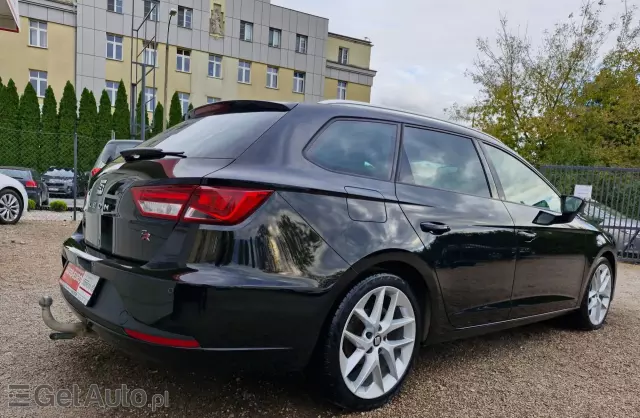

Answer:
[326,34,372,69]
[0,16,75,100]
[324,77,371,102]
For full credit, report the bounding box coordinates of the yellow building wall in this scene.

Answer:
[235,61,304,102]
[324,77,371,102]
[0,17,75,100]
[326,36,371,69]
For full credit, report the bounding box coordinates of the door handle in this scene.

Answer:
[518,230,537,242]
[420,222,450,235]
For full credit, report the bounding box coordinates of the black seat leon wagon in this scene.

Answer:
[54,100,616,410]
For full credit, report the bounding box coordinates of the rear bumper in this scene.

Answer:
[26,190,39,201]
[59,242,335,371]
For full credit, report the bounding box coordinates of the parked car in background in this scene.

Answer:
[45,100,617,411]
[0,166,49,207]
[90,140,142,177]
[43,167,88,198]
[0,172,28,224]
[583,201,640,259]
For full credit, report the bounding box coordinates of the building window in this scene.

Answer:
[29,20,47,48]
[268,28,281,48]
[293,72,305,93]
[143,42,157,67]
[266,66,278,89]
[176,49,191,72]
[339,47,349,65]
[106,81,119,106]
[208,55,222,78]
[337,81,347,100]
[29,70,47,98]
[237,60,251,84]
[207,97,221,104]
[296,34,307,54]
[144,1,158,21]
[178,7,193,29]
[106,34,123,60]
[107,0,123,13]
[240,21,253,42]
[144,87,156,111]
[178,92,190,115]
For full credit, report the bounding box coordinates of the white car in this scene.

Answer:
[0,172,28,224]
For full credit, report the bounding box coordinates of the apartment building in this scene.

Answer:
[0,0,376,114]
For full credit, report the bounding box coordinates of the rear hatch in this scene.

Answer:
[83,101,292,263]
[0,168,30,189]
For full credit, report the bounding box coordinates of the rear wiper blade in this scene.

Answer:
[120,148,186,162]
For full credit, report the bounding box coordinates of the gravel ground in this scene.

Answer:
[1,220,640,417]
[22,210,83,222]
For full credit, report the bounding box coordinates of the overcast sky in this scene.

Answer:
[273,0,631,117]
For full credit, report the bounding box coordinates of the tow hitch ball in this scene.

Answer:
[38,296,94,340]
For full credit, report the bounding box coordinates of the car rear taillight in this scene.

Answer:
[25,180,37,188]
[90,167,101,177]
[130,185,272,224]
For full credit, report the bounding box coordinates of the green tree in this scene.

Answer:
[187,103,194,113]
[447,1,640,166]
[168,92,182,128]
[112,80,130,139]
[134,90,150,139]
[41,86,59,171]
[77,88,98,170]
[95,90,113,144]
[58,81,77,167]
[0,79,20,166]
[150,103,164,138]
[17,82,41,168]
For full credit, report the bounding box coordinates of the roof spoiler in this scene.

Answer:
[185,100,297,120]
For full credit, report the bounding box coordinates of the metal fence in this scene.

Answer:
[540,165,640,263]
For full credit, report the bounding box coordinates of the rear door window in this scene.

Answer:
[137,111,286,159]
[305,120,398,181]
[398,127,490,197]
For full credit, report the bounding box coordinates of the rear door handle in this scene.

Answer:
[518,230,537,242]
[420,222,450,235]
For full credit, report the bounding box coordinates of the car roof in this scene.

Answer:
[107,139,143,144]
[316,100,504,146]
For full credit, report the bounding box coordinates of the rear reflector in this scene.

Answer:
[130,185,272,225]
[124,328,200,348]
[25,180,37,188]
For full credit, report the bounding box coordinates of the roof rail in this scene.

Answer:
[318,100,495,141]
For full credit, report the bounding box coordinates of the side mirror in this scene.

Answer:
[533,195,585,226]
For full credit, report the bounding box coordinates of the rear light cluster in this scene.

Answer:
[90,167,101,177]
[130,185,273,225]
[25,180,37,188]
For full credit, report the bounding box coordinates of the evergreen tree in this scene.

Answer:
[58,81,77,167]
[77,88,98,170]
[112,80,130,139]
[95,90,113,144]
[0,77,4,118]
[17,82,41,169]
[187,103,194,113]
[134,90,150,139]
[0,79,20,166]
[168,92,182,128]
[41,86,59,171]
[150,103,164,138]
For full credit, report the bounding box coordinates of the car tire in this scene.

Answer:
[319,273,422,410]
[0,188,24,225]
[572,257,614,330]
[42,193,49,206]
[35,193,42,209]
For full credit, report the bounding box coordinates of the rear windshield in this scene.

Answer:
[96,141,141,164]
[136,111,286,158]
[44,168,74,177]
[0,168,29,179]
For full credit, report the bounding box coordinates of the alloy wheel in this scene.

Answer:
[0,193,20,222]
[339,286,416,399]
[588,264,612,325]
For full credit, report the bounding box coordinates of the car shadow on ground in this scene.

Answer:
[41,315,592,416]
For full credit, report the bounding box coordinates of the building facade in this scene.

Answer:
[0,0,376,114]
